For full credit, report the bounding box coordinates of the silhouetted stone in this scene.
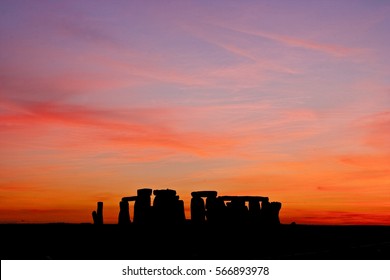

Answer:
[118,201,131,225]
[229,197,248,224]
[260,198,271,225]
[153,189,184,225]
[270,202,282,226]
[205,192,219,223]
[92,201,103,225]
[153,189,176,224]
[134,188,152,225]
[191,191,221,224]
[215,197,228,223]
[176,198,186,223]
[191,194,206,224]
[191,191,218,198]
[154,189,176,197]
[137,188,153,197]
[121,196,137,202]
[92,211,98,224]
[248,198,261,223]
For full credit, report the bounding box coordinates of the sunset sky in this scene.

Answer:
[1,0,389,225]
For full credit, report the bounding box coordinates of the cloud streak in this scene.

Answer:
[0,98,242,159]
[209,22,362,58]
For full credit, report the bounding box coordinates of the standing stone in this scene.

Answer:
[191,193,206,224]
[153,189,177,224]
[118,201,131,225]
[205,193,218,223]
[270,202,282,226]
[248,199,261,223]
[176,197,186,224]
[134,188,153,225]
[92,201,103,225]
[152,189,186,225]
[260,198,271,225]
[229,197,248,224]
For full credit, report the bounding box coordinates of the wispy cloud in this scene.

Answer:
[210,22,361,58]
[0,98,242,158]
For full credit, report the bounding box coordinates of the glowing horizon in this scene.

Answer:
[0,0,389,225]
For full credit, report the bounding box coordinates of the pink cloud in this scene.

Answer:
[0,98,243,159]
[349,111,390,152]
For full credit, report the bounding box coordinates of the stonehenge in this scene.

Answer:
[93,189,282,227]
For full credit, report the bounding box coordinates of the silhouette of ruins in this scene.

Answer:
[94,189,282,226]
[191,191,281,226]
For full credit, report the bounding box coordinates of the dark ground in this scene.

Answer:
[1,223,389,260]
